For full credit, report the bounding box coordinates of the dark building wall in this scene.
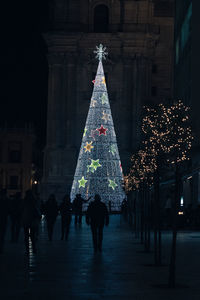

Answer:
[42,0,174,201]
[175,0,200,208]
[174,0,191,105]
[0,126,35,198]
[191,0,200,147]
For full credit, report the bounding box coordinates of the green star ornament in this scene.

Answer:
[87,164,95,173]
[101,93,108,104]
[109,144,117,156]
[108,179,118,190]
[91,159,102,170]
[78,176,88,188]
[83,128,87,137]
[87,159,102,173]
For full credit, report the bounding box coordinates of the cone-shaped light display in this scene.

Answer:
[70,44,125,210]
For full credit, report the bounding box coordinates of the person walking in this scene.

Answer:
[0,189,9,253]
[44,194,58,241]
[21,190,41,254]
[59,195,72,240]
[86,194,109,252]
[72,194,91,225]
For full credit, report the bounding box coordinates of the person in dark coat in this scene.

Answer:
[21,190,41,254]
[121,198,128,220]
[59,195,72,240]
[9,192,22,243]
[72,194,91,224]
[0,189,9,253]
[44,194,58,241]
[86,194,109,252]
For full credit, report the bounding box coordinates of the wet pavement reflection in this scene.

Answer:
[0,215,200,299]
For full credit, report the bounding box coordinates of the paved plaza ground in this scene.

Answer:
[0,215,200,300]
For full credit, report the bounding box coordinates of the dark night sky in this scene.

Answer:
[0,1,49,148]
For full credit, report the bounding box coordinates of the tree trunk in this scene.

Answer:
[153,188,158,264]
[168,163,180,287]
[134,193,140,239]
[144,187,151,252]
[154,167,161,265]
[140,191,144,244]
[154,226,158,265]
[147,189,151,252]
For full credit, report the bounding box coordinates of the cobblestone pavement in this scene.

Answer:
[0,215,200,300]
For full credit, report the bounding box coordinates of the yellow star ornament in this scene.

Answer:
[84,141,94,153]
[102,111,110,123]
[102,76,106,85]
[91,99,97,107]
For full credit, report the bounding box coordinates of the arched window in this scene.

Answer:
[94,5,109,33]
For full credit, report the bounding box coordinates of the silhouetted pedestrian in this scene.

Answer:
[59,195,72,240]
[40,199,45,216]
[164,195,172,229]
[185,204,193,228]
[21,190,41,254]
[86,194,109,252]
[34,192,42,240]
[108,200,112,213]
[9,192,22,243]
[44,194,58,241]
[0,189,9,253]
[72,194,91,224]
[121,198,128,220]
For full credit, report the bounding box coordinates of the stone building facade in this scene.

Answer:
[0,126,35,198]
[42,0,174,201]
[174,1,200,209]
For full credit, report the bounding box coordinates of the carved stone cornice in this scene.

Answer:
[47,52,78,65]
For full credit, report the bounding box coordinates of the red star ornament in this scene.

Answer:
[92,80,95,84]
[97,125,108,136]
[119,162,123,173]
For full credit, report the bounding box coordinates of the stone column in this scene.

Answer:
[46,53,65,149]
[122,58,133,150]
[42,53,69,201]
[119,0,125,32]
[64,55,77,148]
[131,55,150,150]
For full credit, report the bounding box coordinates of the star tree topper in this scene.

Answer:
[94,44,108,61]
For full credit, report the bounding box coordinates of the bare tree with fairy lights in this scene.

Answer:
[142,100,193,286]
[125,148,156,250]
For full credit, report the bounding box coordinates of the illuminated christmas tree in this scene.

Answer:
[70,44,125,211]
